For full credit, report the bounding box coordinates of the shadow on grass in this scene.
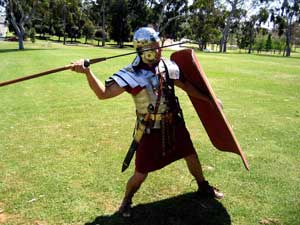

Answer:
[0,48,57,54]
[252,53,300,60]
[85,192,231,225]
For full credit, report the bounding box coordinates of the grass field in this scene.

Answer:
[0,41,300,225]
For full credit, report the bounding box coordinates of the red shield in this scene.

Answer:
[171,49,249,170]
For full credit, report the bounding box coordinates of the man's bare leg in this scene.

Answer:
[119,170,148,216]
[184,154,224,199]
[184,154,205,183]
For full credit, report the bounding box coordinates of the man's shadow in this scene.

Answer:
[85,192,231,225]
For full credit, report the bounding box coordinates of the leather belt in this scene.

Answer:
[136,112,174,121]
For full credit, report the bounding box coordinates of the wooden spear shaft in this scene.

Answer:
[0,59,105,87]
[0,65,73,87]
[0,42,188,87]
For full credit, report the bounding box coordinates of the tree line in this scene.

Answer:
[4,0,300,56]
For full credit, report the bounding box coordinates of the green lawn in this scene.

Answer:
[0,41,299,225]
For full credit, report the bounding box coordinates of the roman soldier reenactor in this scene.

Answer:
[71,27,224,217]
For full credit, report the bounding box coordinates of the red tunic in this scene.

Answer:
[135,117,196,173]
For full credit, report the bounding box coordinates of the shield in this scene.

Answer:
[171,49,249,170]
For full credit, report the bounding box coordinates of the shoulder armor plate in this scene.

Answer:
[107,64,154,88]
[162,58,180,80]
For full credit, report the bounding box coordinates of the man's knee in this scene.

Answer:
[133,171,148,183]
[184,153,199,162]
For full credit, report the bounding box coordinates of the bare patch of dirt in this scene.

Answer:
[0,212,8,224]
[0,202,7,224]
[260,218,282,225]
[34,220,48,225]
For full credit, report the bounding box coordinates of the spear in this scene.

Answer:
[0,42,189,87]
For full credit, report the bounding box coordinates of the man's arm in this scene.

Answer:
[174,80,223,108]
[71,59,125,99]
[174,79,211,102]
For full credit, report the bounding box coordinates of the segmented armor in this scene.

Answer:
[106,58,180,116]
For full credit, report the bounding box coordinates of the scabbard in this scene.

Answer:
[121,140,139,172]
[121,113,150,172]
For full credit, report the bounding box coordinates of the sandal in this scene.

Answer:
[118,200,132,217]
[197,180,224,199]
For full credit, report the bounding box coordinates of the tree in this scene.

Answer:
[236,22,248,51]
[270,0,300,56]
[146,0,189,44]
[291,21,300,50]
[94,29,106,46]
[48,0,65,41]
[109,0,131,48]
[53,24,64,41]
[217,0,268,53]
[161,0,189,42]
[6,0,38,50]
[128,0,150,31]
[86,0,112,46]
[29,27,36,43]
[241,7,269,53]
[56,0,83,44]
[218,0,245,52]
[265,33,272,51]
[189,0,223,50]
[82,19,95,44]
[31,0,50,39]
[272,34,286,54]
[254,34,265,53]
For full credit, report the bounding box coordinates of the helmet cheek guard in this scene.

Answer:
[141,49,158,64]
[133,27,160,64]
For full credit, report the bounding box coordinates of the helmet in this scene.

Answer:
[133,27,161,64]
[133,27,160,49]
